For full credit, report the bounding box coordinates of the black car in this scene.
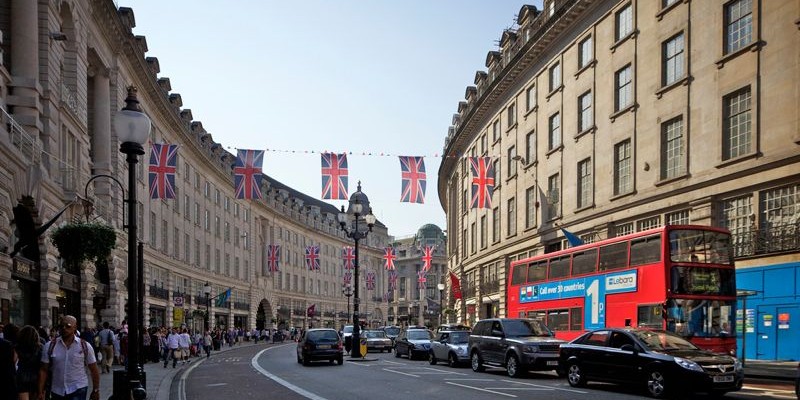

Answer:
[394,327,434,360]
[296,328,344,366]
[559,328,744,398]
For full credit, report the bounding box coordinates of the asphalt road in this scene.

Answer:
[173,343,797,400]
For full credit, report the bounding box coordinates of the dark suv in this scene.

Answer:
[468,318,565,378]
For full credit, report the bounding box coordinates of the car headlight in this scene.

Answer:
[522,345,539,353]
[674,357,704,372]
[733,358,743,372]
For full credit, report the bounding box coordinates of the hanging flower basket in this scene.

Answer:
[50,222,117,270]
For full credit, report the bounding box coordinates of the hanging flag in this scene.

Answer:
[234,149,264,200]
[342,246,355,270]
[421,245,434,272]
[383,247,397,270]
[307,304,316,317]
[417,270,427,289]
[426,297,440,313]
[383,292,390,302]
[388,271,398,290]
[215,288,231,307]
[366,271,376,290]
[558,225,585,247]
[399,156,426,204]
[148,143,178,199]
[470,156,495,209]
[321,153,348,200]
[305,245,320,270]
[267,244,280,272]
[343,271,352,285]
[449,271,462,300]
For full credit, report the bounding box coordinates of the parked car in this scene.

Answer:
[381,325,401,343]
[559,327,744,398]
[296,328,344,366]
[363,330,393,352]
[468,318,564,378]
[429,329,470,367]
[436,324,471,334]
[394,327,434,360]
[794,362,799,399]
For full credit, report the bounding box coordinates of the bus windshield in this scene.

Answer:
[669,229,733,264]
[665,299,735,338]
[670,266,736,296]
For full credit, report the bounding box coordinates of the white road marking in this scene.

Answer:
[251,347,328,400]
[500,379,589,394]
[178,357,205,400]
[206,383,228,387]
[445,381,518,398]
[382,368,420,377]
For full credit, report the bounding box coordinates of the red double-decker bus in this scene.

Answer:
[507,225,736,354]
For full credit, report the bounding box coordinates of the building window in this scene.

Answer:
[204,181,210,197]
[615,3,633,42]
[161,220,169,252]
[663,33,685,86]
[614,140,632,196]
[723,87,752,160]
[470,222,476,254]
[615,64,633,111]
[184,195,190,220]
[507,102,516,127]
[578,91,593,132]
[661,117,685,179]
[525,131,535,163]
[525,186,537,229]
[547,0,555,16]
[760,184,800,252]
[493,158,501,186]
[480,215,487,249]
[637,216,662,231]
[578,36,593,69]
[183,233,190,261]
[577,159,592,209]
[663,0,679,8]
[204,209,210,230]
[507,146,517,177]
[492,207,500,243]
[492,119,501,142]
[507,197,517,236]
[215,249,221,274]
[194,239,200,266]
[150,212,157,247]
[547,174,560,220]
[720,195,753,257]
[526,85,536,111]
[480,134,487,155]
[666,210,690,225]
[214,216,221,237]
[549,62,561,92]
[725,0,752,54]
[215,189,220,205]
[548,113,561,150]
[616,222,634,236]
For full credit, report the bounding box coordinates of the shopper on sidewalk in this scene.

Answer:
[37,315,100,400]
[164,328,180,368]
[97,323,113,374]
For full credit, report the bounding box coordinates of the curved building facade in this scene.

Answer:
[0,0,391,333]
[437,0,799,347]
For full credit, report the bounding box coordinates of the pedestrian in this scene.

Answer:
[15,326,42,400]
[178,329,191,365]
[0,336,17,400]
[97,323,113,374]
[37,315,100,400]
[203,331,212,359]
[164,328,180,368]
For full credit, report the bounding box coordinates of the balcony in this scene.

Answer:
[234,301,249,310]
[481,280,500,294]
[149,285,169,300]
[732,222,800,258]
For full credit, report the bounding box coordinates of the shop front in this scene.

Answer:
[234,315,248,330]
[149,306,166,328]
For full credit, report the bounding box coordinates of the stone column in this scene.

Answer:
[90,72,112,205]
[10,0,41,135]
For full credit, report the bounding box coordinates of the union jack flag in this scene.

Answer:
[342,246,355,270]
[148,143,178,199]
[267,244,280,272]
[399,156,426,204]
[366,271,376,291]
[388,271,398,290]
[421,245,434,272]
[234,149,264,200]
[470,156,495,209]
[321,153,348,200]
[305,245,320,271]
[417,270,427,289]
[343,271,352,285]
[383,247,397,270]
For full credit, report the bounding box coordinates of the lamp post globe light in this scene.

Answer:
[114,86,150,400]
[337,182,376,358]
[342,284,353,324]
[437,282,445,327]
[204,282,212,332]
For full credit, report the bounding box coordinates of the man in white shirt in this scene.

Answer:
[178,329,191,365]
[164,327,181,368]
[38,315,101,400]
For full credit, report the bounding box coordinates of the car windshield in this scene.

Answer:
[365,331,386,338]
[449,331,469,344]
[632,330,699,351]
[307,330,340,341]
[407,330,433,340]
[343,326,353,334]
[504,319,553,337]
[384,327,400,336]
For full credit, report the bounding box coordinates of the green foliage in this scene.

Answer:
[50,222,116,270]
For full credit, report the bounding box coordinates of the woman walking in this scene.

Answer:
[14,325,42,400]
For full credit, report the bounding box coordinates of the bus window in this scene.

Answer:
[599,242,628,271]
[572,249,597,275]
[670,266,735,296]
[665,299,735,338]
[569,307,583,330]
[510,263,527,285]
[630,235,661,266]
[549,256,570,279]
[547,309,569,331]
[528,261,547,282]
[669,229,733,265]
[527,310,546,320]
[637,304,663,329]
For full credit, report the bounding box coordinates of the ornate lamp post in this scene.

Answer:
[113,86,150,400]
[337,182,376,358]
[342,284,353,324]
[437,282,445,327]
[204,282,212,332]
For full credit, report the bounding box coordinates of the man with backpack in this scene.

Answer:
[97,322,114,374]
[38,315,100,400]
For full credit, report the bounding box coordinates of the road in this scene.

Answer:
[173,343,797,400]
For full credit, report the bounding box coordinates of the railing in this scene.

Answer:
[732,222,800,258]
[234,301,249,310]
[149,285,169,299]
[1,106,41,164]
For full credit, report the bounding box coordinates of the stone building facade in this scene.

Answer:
[438,0,799,328]
[0,0,390,332]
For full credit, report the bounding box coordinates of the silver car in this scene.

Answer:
[429,330,470,367]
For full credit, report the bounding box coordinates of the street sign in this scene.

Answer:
[174,296,184,307]
[359,338,367,358]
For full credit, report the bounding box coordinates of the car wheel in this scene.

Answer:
[567,363,587,387]
[471,352,485,372]
[407,347,413,360]
[506,354,522,378]
[394,347,401,358]
[448,353,458,368]
[646,369,668,398]
[429,351,437,365]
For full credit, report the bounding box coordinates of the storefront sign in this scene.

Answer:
[745,309,755,333]
[763,314,773,327]
[778,313,790,329]
[173,307,184,327]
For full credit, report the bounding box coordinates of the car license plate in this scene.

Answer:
[713,375,734,383]
[547,360,559,366]
[317,345,330,349]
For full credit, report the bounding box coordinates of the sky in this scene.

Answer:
[121,0,537,237]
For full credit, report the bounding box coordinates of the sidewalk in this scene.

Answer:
[744,359,798,381]
[94,341,265,400]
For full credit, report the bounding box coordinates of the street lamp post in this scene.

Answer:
[342,284,353,324]
[115,86,151,400]
[337,182,376,358]
[204,282,212,332]
[437,283,445,327]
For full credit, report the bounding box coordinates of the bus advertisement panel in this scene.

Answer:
[508,225,736,354]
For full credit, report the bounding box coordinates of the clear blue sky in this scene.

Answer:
[122,0,537,237]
